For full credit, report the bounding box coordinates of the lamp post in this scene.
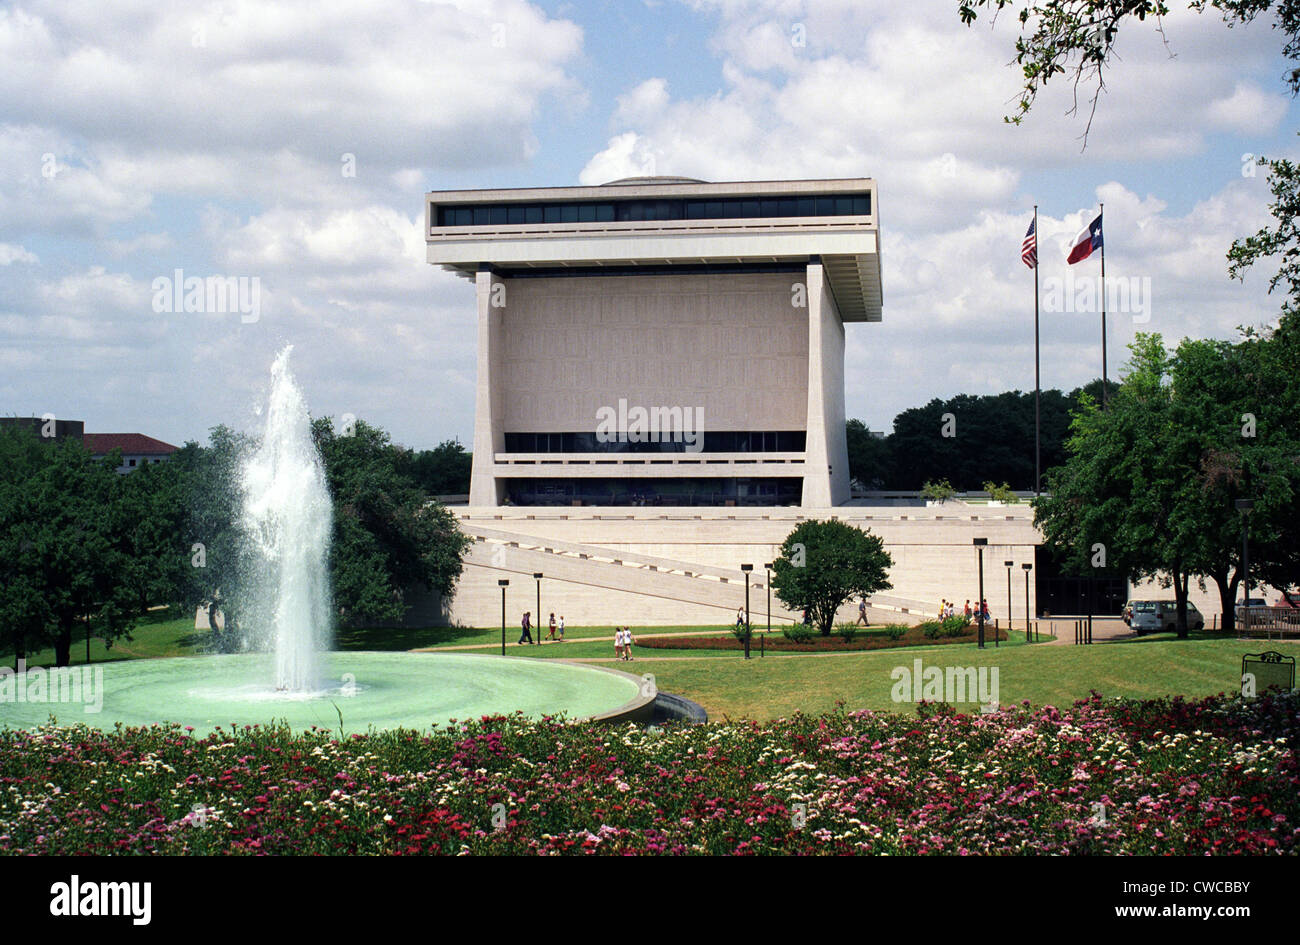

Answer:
[1003,560,1014,645]
[498,579,509,656]
[1022,562,1033,641]
[973,539,988,649]
[741,564,754,660]
[533,572,543,644]
[1236,498,1254,631]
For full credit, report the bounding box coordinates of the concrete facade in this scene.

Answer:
[414,504,1042,630]
[427,177,878,510]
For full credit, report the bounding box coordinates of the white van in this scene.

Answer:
[1131,600,1205,635]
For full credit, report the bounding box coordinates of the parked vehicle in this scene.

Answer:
[1238,597,1271,628]
[1131,600,1205,635]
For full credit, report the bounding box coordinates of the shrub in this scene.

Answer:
[919,620,944,640]
[940,615,970,638]
[982,480,1020,504]
[882,624,907,641]
[921,478,956,504]
[783,623,814,643]
[836,622,859,643]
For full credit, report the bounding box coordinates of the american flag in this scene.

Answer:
[1021,216,1037,269]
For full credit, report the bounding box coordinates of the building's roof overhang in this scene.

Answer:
[425,178,882,322]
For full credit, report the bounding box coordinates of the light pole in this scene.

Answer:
[1004,560,1014,645]
[974,539,988,649]
[1022,562,1033,641]
[741,564,754,660]
[498,579,509,656]
[1236,498,1254,631]
[533,572,543,644]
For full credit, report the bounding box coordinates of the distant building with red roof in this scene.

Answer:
[83,433,179,473]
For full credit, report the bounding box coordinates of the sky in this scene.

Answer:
[1,0,1296,449]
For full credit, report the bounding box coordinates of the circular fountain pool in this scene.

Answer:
[0,652,652,735]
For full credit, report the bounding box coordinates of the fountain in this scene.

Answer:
[0,349,653,734]
[239,346,332,693]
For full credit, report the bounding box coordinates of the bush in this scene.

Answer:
[836,622,859,643]
[882,624,907,641]
[919,620,944,640]
[940,615,970,638]
[982,480,1020,504]
[921,478,956,504]
[783,623,814,644]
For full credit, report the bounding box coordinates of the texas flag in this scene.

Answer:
[1067,212,1104,264]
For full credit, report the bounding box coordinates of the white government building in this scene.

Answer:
[421,177,1152,629]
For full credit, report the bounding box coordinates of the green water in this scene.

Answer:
[0,652,643,735]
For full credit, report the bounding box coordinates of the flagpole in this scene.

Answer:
[1099,202,1107,410]
[1033,205,1041,496]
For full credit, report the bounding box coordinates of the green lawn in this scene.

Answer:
[4,611,1287,725]
[1,609,206,668]
[638,635,1286,720]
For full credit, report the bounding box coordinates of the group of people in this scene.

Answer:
[939,598,990,622]
[613,626,635,660]
[517,611,566,645]
[516,612,635,658]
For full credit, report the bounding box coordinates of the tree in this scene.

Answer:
[1034,335,1202,635]
[395,439,472,496]
[174,427,253,648]
[313,418,472,627]
[769,520,894,636]
[880,389,1080,490]
[846,419,891,489]
[0,431,140,665]
[1034,332,1300,634]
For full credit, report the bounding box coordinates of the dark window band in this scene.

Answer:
[503,431,807,454]
[505,477,803,507]
[436,194,870,228]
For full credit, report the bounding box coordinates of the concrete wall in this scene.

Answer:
[497,271,808,432]
[424,504,1041,629]
[802,263,849,506]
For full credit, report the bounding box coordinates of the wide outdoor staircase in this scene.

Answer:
[459,521,934,622]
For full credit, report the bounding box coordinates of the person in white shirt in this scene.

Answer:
[557,615,565,641]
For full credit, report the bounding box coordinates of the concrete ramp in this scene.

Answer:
[461,523,932,624]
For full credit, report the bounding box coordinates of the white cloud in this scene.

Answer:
[0,242,37,264]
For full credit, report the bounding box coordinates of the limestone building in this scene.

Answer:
[423,177,1047,629]
[425,177,881,509]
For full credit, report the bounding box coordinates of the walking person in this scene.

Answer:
[613,627,624,661]
[518,611,533,646]
[557,615,565,641]
[736,607,745,630]
[623,626,634,661]
[856,598,869,626]
[547,612,558,641]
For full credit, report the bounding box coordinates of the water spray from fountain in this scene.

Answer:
[240,345,334,692]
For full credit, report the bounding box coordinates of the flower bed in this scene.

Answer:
[638,626,1006,652]
[0,690,1296,855]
